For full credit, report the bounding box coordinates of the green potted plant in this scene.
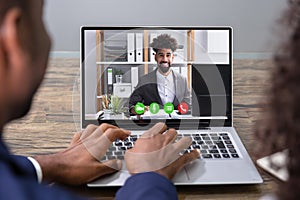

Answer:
[110,95,126,115]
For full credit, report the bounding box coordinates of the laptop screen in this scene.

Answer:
[81,27,232,129]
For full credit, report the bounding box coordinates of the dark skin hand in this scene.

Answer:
[125,122,200,179]
[35,123,130,185]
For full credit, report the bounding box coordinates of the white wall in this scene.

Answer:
[44,0,287,53]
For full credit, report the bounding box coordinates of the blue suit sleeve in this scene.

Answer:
[11,155,38,181]
[116,172,178,200]
[1,155,85,200]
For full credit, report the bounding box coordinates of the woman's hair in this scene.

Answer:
[255,0,300,199]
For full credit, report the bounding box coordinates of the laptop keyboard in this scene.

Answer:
[101,132,241,161]
[177,132,240,159]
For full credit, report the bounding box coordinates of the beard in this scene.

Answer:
[157,62,171,74]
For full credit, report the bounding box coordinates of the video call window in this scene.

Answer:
[82,28,231,123]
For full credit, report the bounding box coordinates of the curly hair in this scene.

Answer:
[255,0,300,199]
[150,34,178,53]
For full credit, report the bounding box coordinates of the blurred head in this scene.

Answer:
[150,34,177,74]
[255,0,300,199]
[0,0,51,125]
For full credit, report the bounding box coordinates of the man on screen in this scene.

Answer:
[129,34,190,115]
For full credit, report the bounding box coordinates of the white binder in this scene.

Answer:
[131,67,139,92]
[149,33,158,63]
[135,33,143,63]
[127,33,135,62]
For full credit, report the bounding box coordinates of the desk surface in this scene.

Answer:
[3,58,279,199]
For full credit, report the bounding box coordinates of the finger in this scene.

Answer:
[80,124,98,140]
[177,149,200,166]
[103,128,131,142]
[141,122,167,138]
[83,123,123,143]
[172,137,193,154]
[162,128,177,145]
[81,128,129,162]
[99,123,119,132]
[174,149,200,170]
[70,131,82,146]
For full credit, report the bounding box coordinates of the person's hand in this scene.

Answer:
[34,123,130,185]
[124,122,199,179]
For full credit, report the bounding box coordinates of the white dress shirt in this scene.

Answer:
[27,157,43,183]
[156,70,175,105]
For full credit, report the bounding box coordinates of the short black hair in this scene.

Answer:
[150,34,178,53]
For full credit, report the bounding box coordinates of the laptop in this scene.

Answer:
[80,26,263,186]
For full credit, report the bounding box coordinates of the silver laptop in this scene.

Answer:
[80,26,263,186]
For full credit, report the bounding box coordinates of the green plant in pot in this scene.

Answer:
[110,95,126,114]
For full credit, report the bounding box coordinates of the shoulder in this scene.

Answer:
[143,70,157,79]
[138,70,157,84]
[172,70,186,81]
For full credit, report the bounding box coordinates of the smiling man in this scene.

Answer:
[129,34,191,115]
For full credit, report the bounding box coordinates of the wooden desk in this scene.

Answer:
[3,58,279,199]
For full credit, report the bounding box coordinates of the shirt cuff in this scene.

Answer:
[27,157,43,183]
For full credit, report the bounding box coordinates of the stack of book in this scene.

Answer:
[104,40,127,62]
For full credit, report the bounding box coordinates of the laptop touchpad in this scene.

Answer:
[185,159,206,181]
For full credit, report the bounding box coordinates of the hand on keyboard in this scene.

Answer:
[80,123,131,161]
[35,123,131,185]
[124,122,200,179]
